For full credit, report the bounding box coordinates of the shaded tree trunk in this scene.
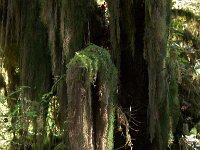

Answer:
[107,0,171,149]
[19,1,52,149]
[40,0,68,130]
[61,0,95,146]
[107,0,149,149]
[144,0,170,149]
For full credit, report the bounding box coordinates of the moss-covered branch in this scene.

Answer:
[66,44,117,150]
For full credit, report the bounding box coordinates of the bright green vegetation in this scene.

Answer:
[67,44,117,85]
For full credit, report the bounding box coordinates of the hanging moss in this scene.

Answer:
[167,53,181,133]
[40,0,69,131]
[67,44,117,83]
[66,44,117,150]
[0,0,21,48]
[144,0,171,149]
[61,0,95,58]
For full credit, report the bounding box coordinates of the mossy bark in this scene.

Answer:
[167,52,181,148]
[67,68,94,150]
[19,1,52,149]
[61,0,97,145]
[144,0,171,149]
[66,45,117,150]
[40,0,68,130]
[41,0,95,135]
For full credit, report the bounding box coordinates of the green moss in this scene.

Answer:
[67,44,117,85]
[190,127,197,135]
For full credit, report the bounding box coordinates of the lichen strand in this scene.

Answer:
[144,0,170,149]
[167,54,181,131]
[166,53,181,146]
[66,44,117,150]
[40,0,96,132]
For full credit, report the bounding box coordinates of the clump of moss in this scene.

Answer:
[67,44,117,84]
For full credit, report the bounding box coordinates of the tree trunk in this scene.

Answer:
[66,45,117,150]
[107,0,150,149]
[40,0,68,130]
[144,0,170,149]
[107,0,171,149]
[15,1,51,149]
